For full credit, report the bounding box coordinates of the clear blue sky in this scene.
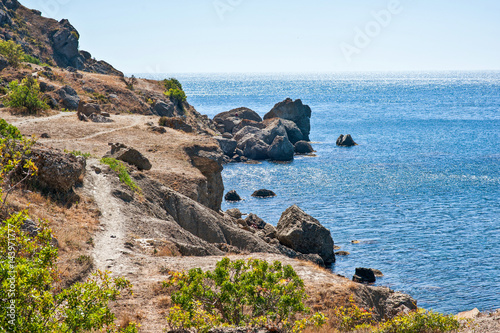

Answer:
[22,0,500,73]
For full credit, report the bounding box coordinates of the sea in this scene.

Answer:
[138,71,500,314]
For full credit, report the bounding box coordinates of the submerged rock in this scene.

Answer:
[225,190,242,202]
[353,267,376,283]
[294,140,314,154]
[251,189,276,198]
[336,134,358,147]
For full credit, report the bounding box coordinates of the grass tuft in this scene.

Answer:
[100,157,141,194]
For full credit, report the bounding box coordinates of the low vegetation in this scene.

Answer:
[100,157,141,194]
[163,78,187,103]
[4,76,49,114]
[0,121,139,332]
[164,258,327,333]
[0,39,46,67]
[64,150,93,159]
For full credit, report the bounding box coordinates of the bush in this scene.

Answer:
[4,77,49,114]
[100,157,141,194]
[0,40,25,68]
[330,296,374,331]
[164,258,327,333]
[163,78,187,103]
[374,309,461,333]
[23,54,42,65]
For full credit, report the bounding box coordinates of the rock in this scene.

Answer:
[242,137,269,160]
[39,81,55,92]
[233,126,262,143]
[0,9,12,27]
[225,190,242,202]
[40,133,50,139]
[216,138,237,157]
[77,101,101,117]
[101,112,110,117]
[262,223,277,239]
[222,133,233,139]
[294,141,314,154]
[149,126,167,134]
[267,135,294,161]
[89,113,113,123]
[259,118,288,145]
[214,107,262,124]
[281,119,304,144]
[82,86,94,93]
[184,145,224,211]
[264,98,312,141]
[160,117,193,132]
[336,134,358,147]
[51,27,80,66]
[353,285,417,320]
[251,189,276,198]
[225,208,242,219]
[353,268,376,283]
[276,205,335,265]
[57,85,80,110]
[153,100,175,117]
[105,143,152,171]
[29,148,86,192]
[232,119,266,134]
[112,189,134,203]
[335,251,350,256]
[245,213,266,229]
[42,94,59,109]
[371,269,384,277]
[456,308,480,319]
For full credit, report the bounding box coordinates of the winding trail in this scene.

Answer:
[10,111,75,126]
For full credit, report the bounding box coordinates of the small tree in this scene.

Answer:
[165,258,327,333]
[4,77,49,114]
[163,78,187,104]
[0,40,25,68]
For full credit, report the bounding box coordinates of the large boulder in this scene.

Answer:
[29,148,86,192]
[105,143,152,171]
[259,119,288,145]
[267,135,294,161]
[234,127,263,144]
[336,134,358,147]
[0,54,9,71]
[77,101,101,117]
[215,137,237,157]
[276,205,335,265]
[232,119,266,134]
[51,27,80,66]
[153,100,175,117]
[242,137,269,160]
[251,189,276,198]
[224,190,242,202]
[281,119,304,144]
[57,85,80,110]
[353,268,376,284]
[214,107,262,123]
[264,98,312,141]
[160,117,193,133]
[294,141,314,154]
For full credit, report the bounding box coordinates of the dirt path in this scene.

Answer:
[10,111,75,126]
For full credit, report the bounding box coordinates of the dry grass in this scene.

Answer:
[5,188,100,288]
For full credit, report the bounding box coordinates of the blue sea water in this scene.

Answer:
[141,72,500,314]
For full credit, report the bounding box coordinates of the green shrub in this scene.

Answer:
[4,77,49,114]
[164,258,327,333]
[162,78,187,104]
[0,39,25,67]
[331,296,374,331]
[375,309,461,333]
[100,157,141,194]
[23,54,42,65]
[64,149,92,159]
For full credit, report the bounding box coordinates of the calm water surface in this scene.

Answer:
[140,72,500,313]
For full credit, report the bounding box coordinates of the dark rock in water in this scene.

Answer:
[264,98,312,141]
[336,134,358,147]
[216,138,237,157]
[276,205,335,265]
[245,213,266,229]
[353,267,376,283]
[243,137,269,160]
[225,208,242,219]
[214,107,263,124]
[294,141,314,154]
[281,119,304,144]
[371,269,384,277]
[105,143,152,171]
[259,118,288,145]
[251,189,276,198]
[267,135,294,161]
[234,126,262,143]
[232,119,266,134]
[335,251,350,256]
[225,190,242,202]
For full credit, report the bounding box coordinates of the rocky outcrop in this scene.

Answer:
[224,190,242,202]
[153,100,175,117]
[105,143,152,171]
[29,148,86,192]
[57,85,80,110]
[294,141,314,154]
[276,205,335,265]
[354,285,417,320]
[251,189,276,198]
[336,134,357,147]
[264,98,312,141]
[267,135,294,161]
[242,137,269,160]
[216,138,237,157]
[160,117,193,133]
[77,101,101,117]
[184,145,224,212]
[353,267,376,283]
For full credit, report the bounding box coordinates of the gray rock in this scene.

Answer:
[233,126,262,143]
[112,190,134,203]
[225,208,242,219]
[222,133,233,139]
[294,141,314,154]
[336,134,358,147]
[232,119,266,134]
[276,205,335,265]
[216,138,237,157]
[0,54,9,71]
[251,189,276,198]
[242,137,269,160]
[225,190,242,202]
[259,118,288,145]
[77,101,101,117]
[51,27,80,65]
[353,267,376,283]
[214,107,262,123]
[89,113,113,123]
[105,143,152,171]
[0,9,12,26]
[57,85,80,110]
[264,98,312,141]
[353,285,417,320]
[267,135,294,161]
[245,213,266,229]
[281,119,304,144]
[153,100,175,117]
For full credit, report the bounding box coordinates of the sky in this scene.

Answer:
[21,0,500,73]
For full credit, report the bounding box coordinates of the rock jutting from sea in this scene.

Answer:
[213,98,314,163]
